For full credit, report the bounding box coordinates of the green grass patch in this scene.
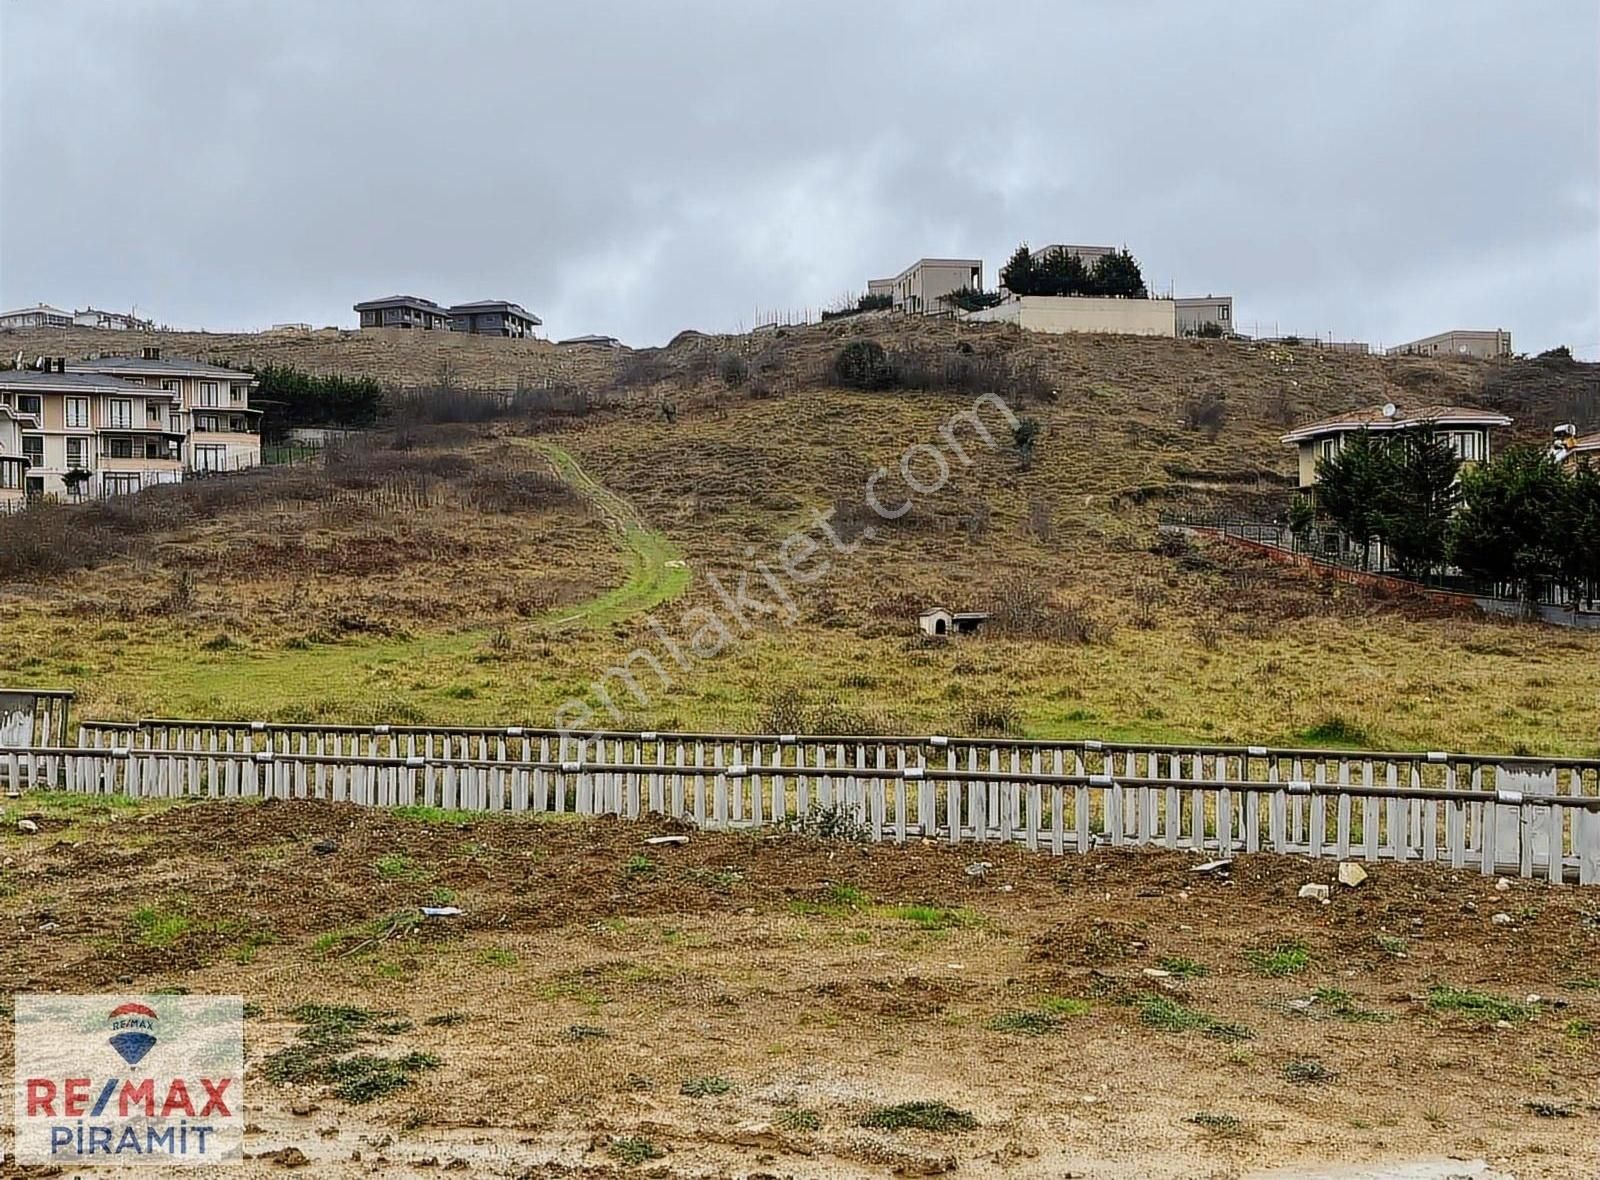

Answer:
[988,997,1090,1036]
[777,1108,822,1132]
[1281,1059,1337,1085]
[1311,987,1390,1023]
[372,853,431,883]
[478,947,518,968]
[1297,717,1376,747]
[131,905,192,948]
[1136,994,1252,1041]
[607,1136,664,1164]
[1157,956,1207,979]
[623,854,656,876]
[1244,939,1310,977]
[1427,985,1536,1023]
[1374,933,1409,957]
[262,1004,437,1104]
[859,1100,978,1133]
[882,904,980,931]
[1187,1111,1247,1138]
[679,1075,732,1098]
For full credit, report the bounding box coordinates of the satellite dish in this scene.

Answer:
[1381,402,1398,419]
[1554,423,1576,438]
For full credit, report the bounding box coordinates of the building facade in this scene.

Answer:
[447,301,542,338]
[1175,296,1233,337]
[965,294,1176,337]
[72,308,156,331]
[0,348,262,500]
[1028,244,1116,269]
[354,295,452,330]
[867,258,984,315]
[0,305,73,331]
[0,403,28,510]
[1557,430,1600,468]
[1280,403,1512,490]
[1386,329,1512,359]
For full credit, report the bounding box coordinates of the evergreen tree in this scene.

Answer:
[1035,248,1090,297]
[1088,249,1148,298]
[1378,428,1461,580]
[998,243,1038,296]
[1450,446,1569,611]
[1314,430,1394,569]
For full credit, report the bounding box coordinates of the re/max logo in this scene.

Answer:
[25,1076,235,1119]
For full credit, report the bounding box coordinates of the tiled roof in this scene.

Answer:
[0,368,160,393]
[68,357,248,380]
[1281,404,1512,444]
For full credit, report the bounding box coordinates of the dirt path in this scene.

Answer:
[522,439,690,630]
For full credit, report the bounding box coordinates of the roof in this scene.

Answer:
[353,295,446,313]
[0,304,71,319]
[556,334,622,346]
[448,301,541,324]
[1561,430,1600,459]
[68,356,250,381]
[1280,404,1513,444]
[892,257,982,280]
[0,368,166,394]
[917,607,952,619]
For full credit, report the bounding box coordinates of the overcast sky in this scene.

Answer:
[2,1,1596,354]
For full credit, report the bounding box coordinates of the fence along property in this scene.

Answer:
[1,714,1595,886]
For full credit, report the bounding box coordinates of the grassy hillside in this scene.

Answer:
[2,318,1596,754]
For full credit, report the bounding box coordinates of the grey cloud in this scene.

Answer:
[2,0,1594,354]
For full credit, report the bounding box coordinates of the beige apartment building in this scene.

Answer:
[0,403,28,510]
[1175,295,1233,336]
[0,348,261,499]
[1386,329,1512,359]
[1280,403,1512,491]
[867,258,983,315]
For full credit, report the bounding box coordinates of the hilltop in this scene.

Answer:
[2,319,1596,753]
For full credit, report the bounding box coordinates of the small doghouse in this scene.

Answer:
[917,607,989,638]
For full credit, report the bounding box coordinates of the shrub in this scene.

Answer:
[1181,389,1227,435]
[986,576,1102,643]
[832,340,894,390]
[716,352,749,387]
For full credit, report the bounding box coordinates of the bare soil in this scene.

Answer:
[2,798,1597,1178]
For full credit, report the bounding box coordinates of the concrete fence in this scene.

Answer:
[2,718,1595,885]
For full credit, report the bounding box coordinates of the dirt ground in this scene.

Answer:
[2,796,1597,1179]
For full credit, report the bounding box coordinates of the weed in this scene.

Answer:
[608,1136,664,1164]
[1374,933,1409,957]
[1282,1059,1337,1085]
[563,1024,609,1042]
[323,1052,440,1104]
[1524,1100,1576,1118]
[479,947,518,968]
[423,1012,467,1028]
[777,1108,822,1132]
[372,853,430,883]
[1427,985,1535,1023]
[1136,994,1252,1041]
[623,854,656,876]
[1158,956,1207,979]
[884,904,980,931]
[1311,987,1390,1023]
[1187,1111,1247,1138]
[131,905,191,948]
[783,802,869,842]
[679,1075,732,1098]
[1297,717,1374,747]
[1244,940,1310,977]
[860,1101,978,1133]
[229,929,279,965]
[262,1005,438,1104]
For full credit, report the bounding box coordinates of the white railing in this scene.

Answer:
[4,721,1595,885]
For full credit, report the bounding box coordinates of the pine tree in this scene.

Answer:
[1379,428,1461,580]
[1314,430,1394,570]
[998,243,1038,296]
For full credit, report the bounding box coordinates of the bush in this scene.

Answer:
[832,340,893,390]
[716,352,749,387]
[986,576,1103,643]
[1181,389,1227,435]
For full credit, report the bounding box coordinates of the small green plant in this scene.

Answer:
[623,854,656,876]
[1374,933,1409,957]
[1244,939,1311,977]
[884,904,980,931]
[1281,1059,1337,1085]
[608,1136,664,1164]
[563,1024,609,1042]
[262,1005,438,1104]
[372,853,430,883]
[1311,987,1390,1023]
[1187,1111,1247,1138]
[679,1075,732,1098]
[131,905,191,948]
[478,947,518,968]
[423,1012,467,1028]
[860,1101,978,1133]
[777,1107,822,1132]
[1136,994,1252,1041]
[1158,956,1207,979]
[1427,985,1535,1023]
[988,997,1089,1036]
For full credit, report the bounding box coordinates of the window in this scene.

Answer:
[1317,436,1342,462]
[144,438,167,459]
[106,436,133,459]
[229,416,248,433]
[103,473,141,496]
[1444,430,1485,462]
[169,412,183,433]
[66,437,88,468]
[1219,305,1229,320]
[0,460,20,490]
[161,379,180,395]
[197,382,219,407]
[17,394,42,418]
[195,413,221,432]
[147,402,162,423]
[22,434,43,465]
[231,383,246,403]
[193,444,226,473]
[65,397,89,428]
[108,399,133,428]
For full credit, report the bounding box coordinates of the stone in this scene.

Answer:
[1336,862,1368,888]
[1298,883,1331,901]
[644,834,689,846]
[964,861,992,878]
[1142,968,1171,978]
[311,838,338,856]
[289,1099,316,1117]
[17,819,39,835]
[266,1147,309,1168]
[1495,877,1513,892]
[1191,859,1233,875]
[1491,912,1514,926]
